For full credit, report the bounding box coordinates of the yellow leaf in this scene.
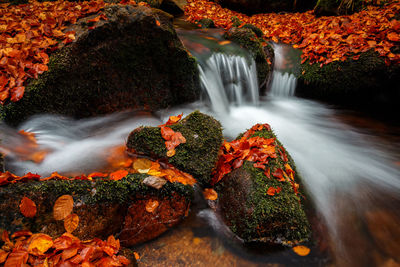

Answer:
[27,234,53,256]
[292,245,310,256]
[167,149,176,157]
[64,213,79,233]
[53,195,74,220]
[133,158,152,171]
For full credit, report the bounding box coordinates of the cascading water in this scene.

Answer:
[0,30,399,266]
[269,43,299,97]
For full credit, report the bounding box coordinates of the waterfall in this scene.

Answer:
[269,43,298,97]
[198,53,259,114]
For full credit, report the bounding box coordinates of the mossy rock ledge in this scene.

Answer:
[127,111,223,186]
[0,4,200,126]
[297,50,400,115]
[223,27,274,89]
[214,126,311,244]
[0,173,193,247]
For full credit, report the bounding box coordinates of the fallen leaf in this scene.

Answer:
[292,245,310,256]
[64,213,79,233]
[27,233,53,256]
[203,188,218,200]
[53,195,74,220]
[19,197,37,218]
[145,199,159,213]
[109,169,128,181]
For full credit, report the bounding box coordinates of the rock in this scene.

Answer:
[297,50,400,116]
[0,173,193,246]
[223,27,273,89]
[137,0,163,8]
[214,125,311,244]
[214,0,315,15]
[143,175,168,189]
[1,5,200,126]
[159,0,185,16]
[127,111,223,185]
[313,0,363,16]
[197,18,216,28]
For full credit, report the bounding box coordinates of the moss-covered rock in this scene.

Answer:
[223,27,273,88]
[214,126,311,244]
[297,50,400,115]
[0,5,200,126]
[0,174,193,246]
[314,0,363,16]
[197,18,216,28]
[127,111,223,185]
[215,0,316,15]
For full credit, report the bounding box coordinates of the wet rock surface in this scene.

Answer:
[213,125,311,244]
[127,111,223,186]
[0,174,193,246]
[1,4,200,125]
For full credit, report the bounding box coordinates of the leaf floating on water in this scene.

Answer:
[64,213,79,233]
[292,245,310,256]
[53,195,74,220]
[19,196,37,218]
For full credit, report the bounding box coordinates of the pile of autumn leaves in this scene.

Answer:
[185,0,400,66]
[0,194,131,266]
[212,123,298,197]
[0,0,144,104]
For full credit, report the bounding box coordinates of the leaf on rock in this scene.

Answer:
[53,194,74,220]
[64,213,80,233]
[19,196,37,218]
[203,188,218,200]
[109,169,128,181]
[145,199,160,213]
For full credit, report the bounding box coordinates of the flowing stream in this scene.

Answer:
[1,30,399,266]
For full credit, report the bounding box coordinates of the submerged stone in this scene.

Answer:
[0,173,193,246]
[1,5,200,125]
[127,111,223,185]
[214,126,311,244]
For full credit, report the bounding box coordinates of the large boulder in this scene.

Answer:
[0,5,200,125]
[313,0,364,16]
[127,111,223,185]
[0,173,193,247]
[213,124,311,244]
[214,0,316,15]
[223,26,274,89]
[297,50,400,115]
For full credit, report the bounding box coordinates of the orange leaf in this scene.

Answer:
[109,169,128,181]
[87,172,108,179]
[203,188,218,200]
[27,233,53,256]
[155,19,161,26]
[165,113,183,125]
[19,196,37,218]
[145,199,159,213]
[53,194,74,220]
[64,213,79,233]
[166,148,176,157]
[62,246,79,261]
[267,187,277,196]
[387,32,400,42]
[292,245,310,256]
[0,249,9,264]
[133,252,140,260]
[4,250,28,267]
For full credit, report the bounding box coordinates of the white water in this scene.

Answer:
[269,43,298,97]
[0,40,399,265]
[198,53,259,114]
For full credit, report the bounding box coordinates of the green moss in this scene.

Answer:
[197,18,216,28]
[297,49,400,111]
[216,127,310,243]
[223,28,272,86]
[127,111,223,185]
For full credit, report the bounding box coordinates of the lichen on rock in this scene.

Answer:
[127,111,223,185]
